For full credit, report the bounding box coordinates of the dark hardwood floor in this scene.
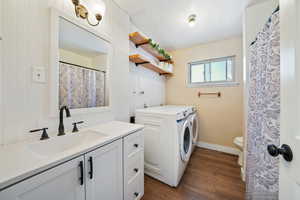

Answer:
[142,147,245,200]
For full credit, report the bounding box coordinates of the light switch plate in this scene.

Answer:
[32,67,46,83]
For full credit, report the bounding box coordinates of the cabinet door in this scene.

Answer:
[0,156,85,200]
[85,139,123,200]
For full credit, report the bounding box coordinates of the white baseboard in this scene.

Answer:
[241,167,245,182]
[196,141,240,156]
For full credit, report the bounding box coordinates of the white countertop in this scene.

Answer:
[0,121,144,191]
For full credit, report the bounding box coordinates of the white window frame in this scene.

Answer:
[187,56,239,87]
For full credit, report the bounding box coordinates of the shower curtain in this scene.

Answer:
[246,9,280,200]
[59,62,106,109]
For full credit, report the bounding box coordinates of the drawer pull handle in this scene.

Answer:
[134,192,139,197]
[88,156,94,179]
[78,161,84,185]
[134,144,139,148]
[134,168,139,173]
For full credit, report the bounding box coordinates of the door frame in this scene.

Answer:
[0,0,3,146]
[279,0,300,199]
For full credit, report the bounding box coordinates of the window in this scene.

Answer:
[188,56,237,87]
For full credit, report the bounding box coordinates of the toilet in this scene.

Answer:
[234,137,243,166]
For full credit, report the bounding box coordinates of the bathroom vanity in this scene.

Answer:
[0,7,145,200]
[0,121,144,200]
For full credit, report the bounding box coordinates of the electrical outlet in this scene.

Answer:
[32,67,46,83]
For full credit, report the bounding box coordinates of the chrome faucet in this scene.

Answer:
[58,106,71,136]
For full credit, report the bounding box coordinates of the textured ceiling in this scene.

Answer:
[114,0,268,50]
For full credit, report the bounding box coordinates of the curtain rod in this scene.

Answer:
[249,5,280,46]
[59,61,106,73]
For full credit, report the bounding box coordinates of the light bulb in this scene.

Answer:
[93,2,106,16]
[93,3,105,16]
[84,0,106,16]
[188,20,196,27]
[188,14,197,27]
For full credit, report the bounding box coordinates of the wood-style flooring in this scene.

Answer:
[142,147,245,200]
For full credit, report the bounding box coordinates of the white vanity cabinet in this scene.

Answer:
[0,156,85,200]
[124,131,144,200]
[0,130,144,200]
[85,139,123,200]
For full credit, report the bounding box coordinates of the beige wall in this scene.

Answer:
[59,49,93,69]
[59,49,107,71]
[92,54,108,71]
[166,37,243,148]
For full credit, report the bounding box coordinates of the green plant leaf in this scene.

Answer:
[147,39,172,61]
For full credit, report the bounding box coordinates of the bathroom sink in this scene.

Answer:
[27,130,108,157]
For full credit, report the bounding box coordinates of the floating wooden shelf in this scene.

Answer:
[129,54,172,76]
[129,32,174,64]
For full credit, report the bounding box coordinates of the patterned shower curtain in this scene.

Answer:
[246,9,280,200]
[59,62,106,109]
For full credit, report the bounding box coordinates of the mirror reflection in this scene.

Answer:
[58,17,109,109]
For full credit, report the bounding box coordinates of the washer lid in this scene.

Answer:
[136,106,191,120]
[163,105,196,116]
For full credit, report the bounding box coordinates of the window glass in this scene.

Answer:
[188,56,235,86]
[227,60,233,81]
[191,64,204,83]
[204,63,210,82]
[210,61,227,81]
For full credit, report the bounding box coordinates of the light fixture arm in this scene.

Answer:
[87,13,102,26]
[71,0,103,26]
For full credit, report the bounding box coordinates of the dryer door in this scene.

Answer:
[180,120,193,162]
[191,114,199,144]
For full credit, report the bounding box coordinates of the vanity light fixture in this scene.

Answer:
[71,0,103,26]
[188,14,197,27]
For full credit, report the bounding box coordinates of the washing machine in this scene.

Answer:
[189,108,199,152]
[177,114,193,183]
[135,105,193,187]
[164,105,198,152]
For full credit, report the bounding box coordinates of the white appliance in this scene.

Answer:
[136,105,194,187]
[169,106,198,152]
[162,105,198,152]
[189,108,198,152]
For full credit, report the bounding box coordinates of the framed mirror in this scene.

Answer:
[49,9,112,116]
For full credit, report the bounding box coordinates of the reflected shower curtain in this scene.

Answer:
[59,62,105,109]
[246,10,280,200]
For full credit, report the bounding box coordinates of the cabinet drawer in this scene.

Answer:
[125,150,143,183]
[125,173,143,200]
[124,131,143,157]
